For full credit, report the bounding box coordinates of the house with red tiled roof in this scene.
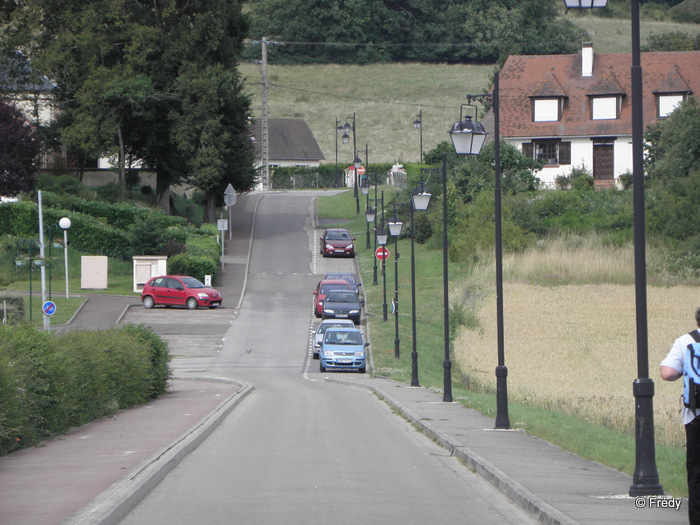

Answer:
[496,44,699,188]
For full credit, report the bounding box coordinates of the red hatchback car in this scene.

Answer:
[313,279,352,318]
[320,228,355,258]
[141,275,223,310]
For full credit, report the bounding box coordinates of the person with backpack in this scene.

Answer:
[660,307,700,524]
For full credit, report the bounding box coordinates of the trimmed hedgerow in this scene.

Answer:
[0,324,171,456]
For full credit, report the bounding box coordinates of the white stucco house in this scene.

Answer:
[492,44,699,188]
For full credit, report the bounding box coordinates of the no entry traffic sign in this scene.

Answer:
[375,246,390,261]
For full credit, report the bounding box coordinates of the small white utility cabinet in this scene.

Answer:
[132,256,167,293]
[81,256,108,289]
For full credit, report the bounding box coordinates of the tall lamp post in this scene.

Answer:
[409,182,431,386]
[562,0,663,498]
[388,208,404,358]
[59,217,71,299]
[342,114,360,214]
[420,154,453,402]
[376,216,389,322]
[335,118,344,188]
[413,110,423,164]
[449,72,511,429]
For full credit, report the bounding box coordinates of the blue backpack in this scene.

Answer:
[683,330,700,414]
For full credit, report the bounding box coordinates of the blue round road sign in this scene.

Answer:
[43,301,57,316]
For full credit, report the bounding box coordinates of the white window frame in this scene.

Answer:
[591,97,618,120]
[533,99,560,122]
[658,94,684,118]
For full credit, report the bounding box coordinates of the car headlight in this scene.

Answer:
[324,308,334,314]
[325,243,334,250]
[349,309,359,314]
[347,243,354,250]
[355,350,364,357]
[197,293,209,299]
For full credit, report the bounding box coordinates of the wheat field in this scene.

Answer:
[454,262,697,448]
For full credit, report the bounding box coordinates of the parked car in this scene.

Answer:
[313,279,352,318]
[320,228,355,258]
[321,290,362,324]
[313,319,356,359]
[324,272,361,294]
[319,327,368,373]
[141,275,223,310]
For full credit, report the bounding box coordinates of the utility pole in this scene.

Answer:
[260,37,270,191]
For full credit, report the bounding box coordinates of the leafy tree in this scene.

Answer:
[642,31,700,51]
[645,97,700,182]
[3,0,255,218]
[244,0,586,64]
[0,98,40,197]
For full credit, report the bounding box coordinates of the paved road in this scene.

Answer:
[116,191,536,524]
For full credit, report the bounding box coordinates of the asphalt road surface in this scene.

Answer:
[118,191,534,525]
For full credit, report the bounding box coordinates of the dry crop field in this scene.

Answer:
[455,281,697,448]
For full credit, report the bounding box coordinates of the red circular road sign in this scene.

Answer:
[375,246,390,261]
[349,165,366,175]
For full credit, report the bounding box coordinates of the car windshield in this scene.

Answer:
[321,283,348,293]
[325,331,363,345]
[318,323,350,334]
[181,277,205,288]
[326,292,357,303]
[326,231,351,240]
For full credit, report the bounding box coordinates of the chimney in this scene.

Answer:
[582,42,593,77]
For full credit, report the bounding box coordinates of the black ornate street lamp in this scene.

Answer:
[451,72,511,429]
[342,114,360,214]
[413,110,423,164]
[563,0,662,496]
[376,215,389,322]
[420,155,453,402]
[388,209,404,358]
[409,182,431,386]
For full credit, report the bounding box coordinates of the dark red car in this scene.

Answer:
[141,275,223,310]
[313,279,352,318]
[320,228,355,258]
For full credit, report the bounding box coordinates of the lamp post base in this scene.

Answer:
[629,378,663,496]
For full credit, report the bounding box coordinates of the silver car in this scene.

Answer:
[313,319,356,359]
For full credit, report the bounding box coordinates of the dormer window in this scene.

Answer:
[591,96,620,120]
[533,98,562,122]
[657,94,685,118]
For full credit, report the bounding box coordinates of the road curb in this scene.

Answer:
[63,377,254,525]
[326,377,577,525]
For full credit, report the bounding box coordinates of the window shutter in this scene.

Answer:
[522,143,533,159]
[559,142,571,165]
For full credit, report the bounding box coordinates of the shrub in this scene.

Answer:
[0,324,171,456]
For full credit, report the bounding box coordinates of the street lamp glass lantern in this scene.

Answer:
[411,190,431,211]
[449,115,488,155]
[376,230,389,246]
[354,157,362,170]
[413,117,421,129]
[388,220,403,237]
[365,208,376,224]
[59,217,71,230]
[342,133,350,144]
[563,0,607,7]
[361,183,370,196]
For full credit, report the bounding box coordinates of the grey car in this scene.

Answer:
[321,290,362,325]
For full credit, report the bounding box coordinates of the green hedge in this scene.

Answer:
[0,324,171,456]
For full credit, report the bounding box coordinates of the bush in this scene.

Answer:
[0,324,171,456]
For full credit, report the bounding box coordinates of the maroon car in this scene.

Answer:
[320,228,356,257]
[313,279,352,318]
[141,275,223,310]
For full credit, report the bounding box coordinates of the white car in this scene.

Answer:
[313,319,356,359]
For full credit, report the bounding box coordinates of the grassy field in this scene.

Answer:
[317,188,692,498]
[239,17,700,165]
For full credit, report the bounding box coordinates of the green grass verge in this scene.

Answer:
[318,188,687,498]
